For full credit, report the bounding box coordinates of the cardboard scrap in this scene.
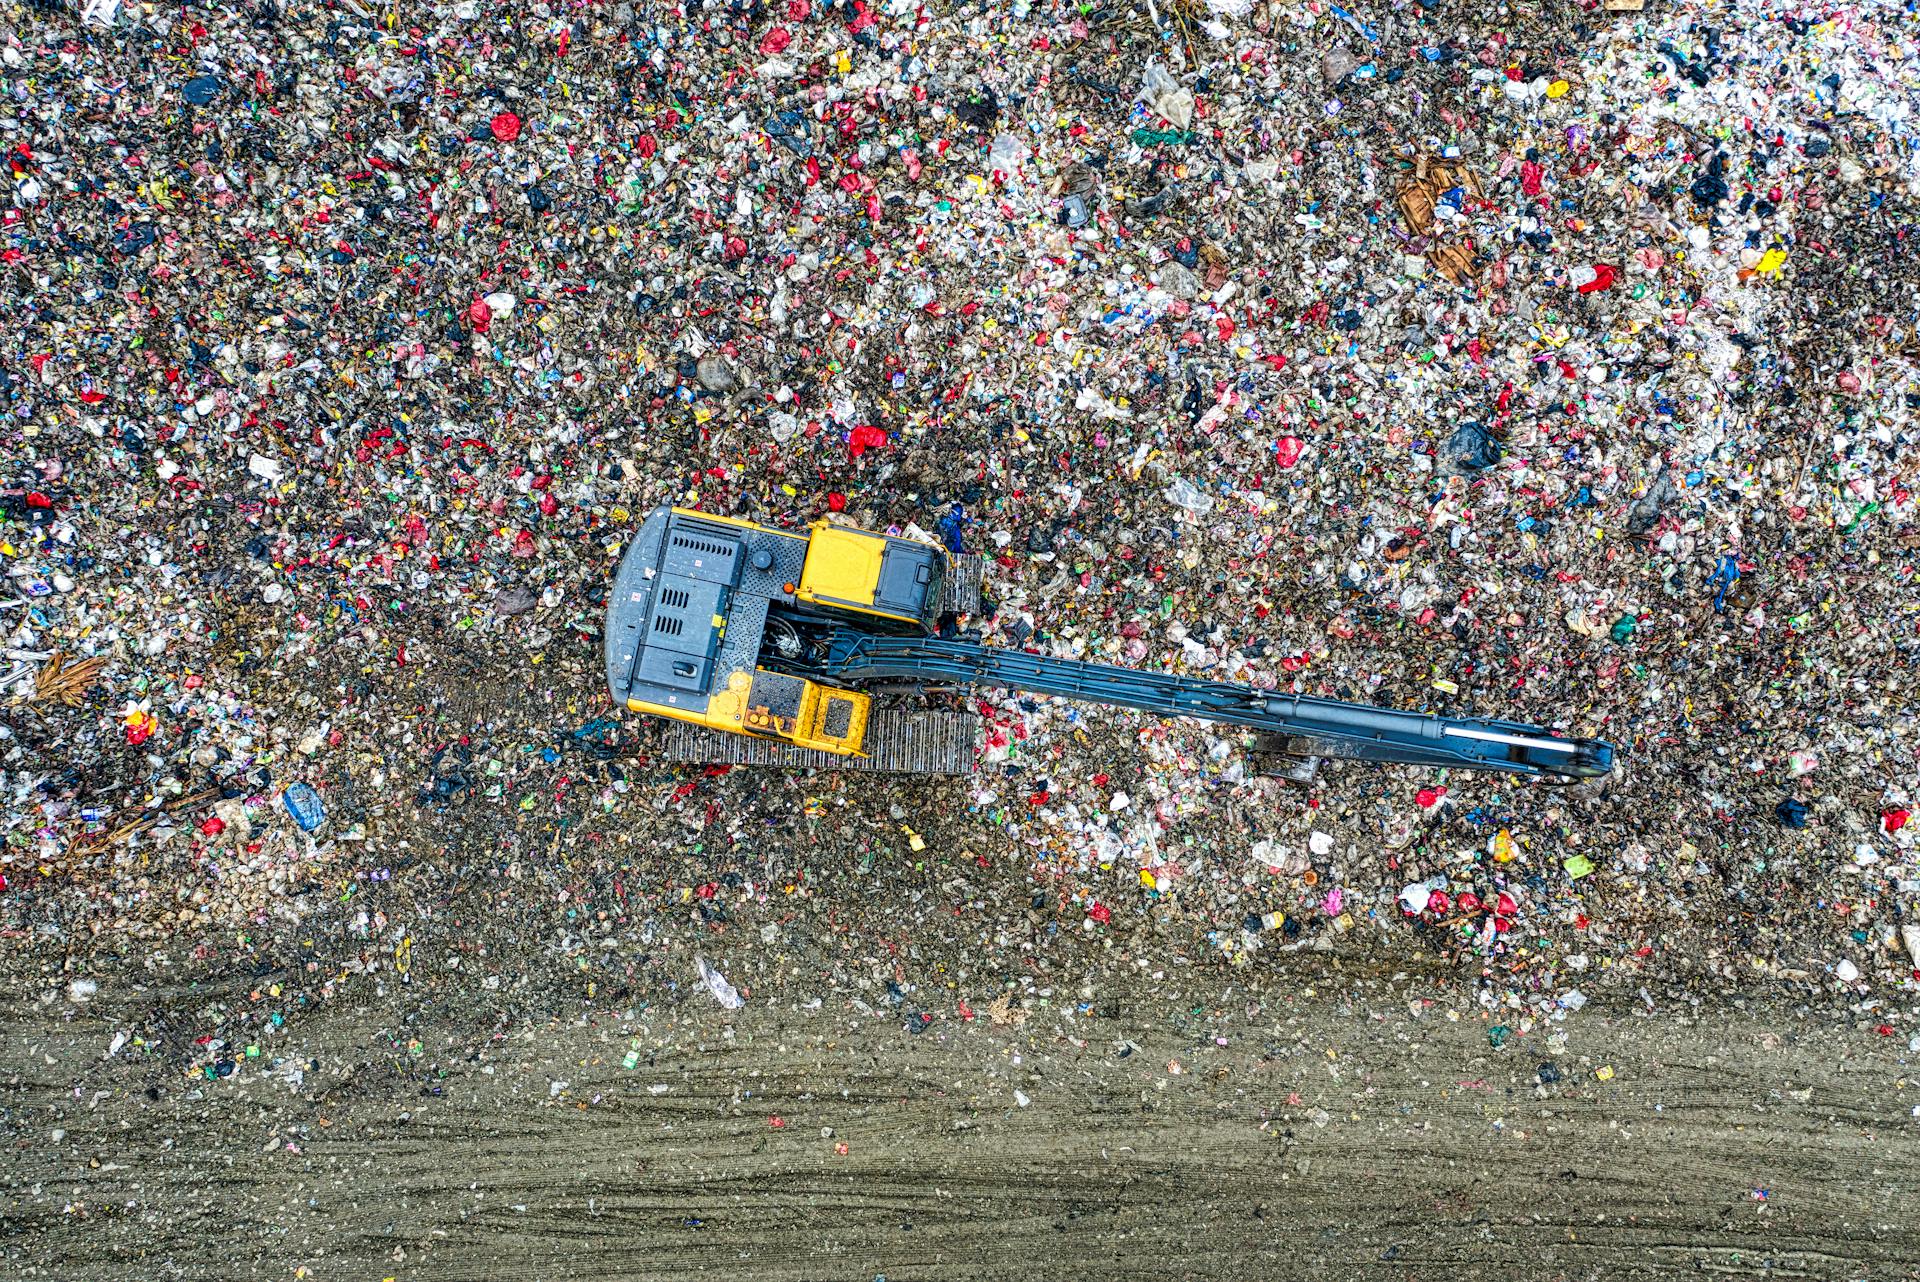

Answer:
[1395,154,1484,283]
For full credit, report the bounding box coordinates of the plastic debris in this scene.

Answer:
[281,785,325,834]
[696,957,745,1010]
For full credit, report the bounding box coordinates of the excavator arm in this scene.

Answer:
[802,630,1614,780]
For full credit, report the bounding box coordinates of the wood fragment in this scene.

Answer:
[65,788,220,865]
[31,652,109,707]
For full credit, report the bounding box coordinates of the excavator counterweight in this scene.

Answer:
[605,506,1615,781]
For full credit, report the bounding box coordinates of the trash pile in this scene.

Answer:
[2,0,1917,1022]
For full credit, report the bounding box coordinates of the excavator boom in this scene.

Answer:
[797,630,1612,779]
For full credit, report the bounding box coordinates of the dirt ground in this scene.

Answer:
[7,945,1918,1282]
[6,702,1919,1281]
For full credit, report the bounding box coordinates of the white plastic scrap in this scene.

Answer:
[695,955,744,1009]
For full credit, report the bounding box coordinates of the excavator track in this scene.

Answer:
[661,709,981,775]
[937,553,986,616]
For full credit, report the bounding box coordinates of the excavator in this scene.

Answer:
[603,506,1616,781]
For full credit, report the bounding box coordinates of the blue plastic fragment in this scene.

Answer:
[1707,554,1741,612]
[936,504,969,554]
[282,783,325,833]
[1329,5,1380,42]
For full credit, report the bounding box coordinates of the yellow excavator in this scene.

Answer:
[604,506,1615,781]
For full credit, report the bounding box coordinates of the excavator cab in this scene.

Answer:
[793,521,947,632]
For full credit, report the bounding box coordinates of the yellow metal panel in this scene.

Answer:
[797,524,886,609]
[629,670,753,734]
[703,670,755,731]
[790,685,870,755]
[632,674,868,756]
[741,670,801,738]
[625,697,716,729]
